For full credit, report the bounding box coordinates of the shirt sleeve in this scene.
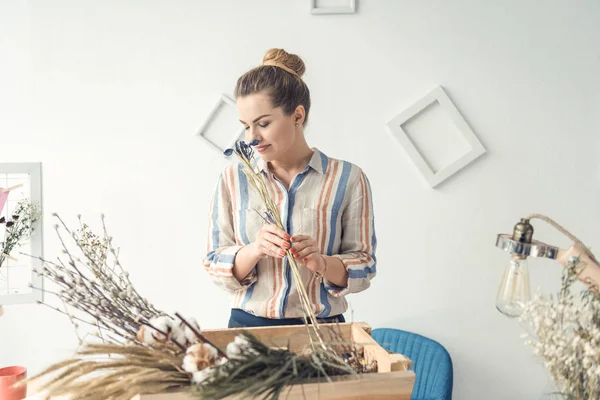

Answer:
[325,169,377,297]
[202,170,258,292]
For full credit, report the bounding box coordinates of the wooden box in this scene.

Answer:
[134,322,415,400]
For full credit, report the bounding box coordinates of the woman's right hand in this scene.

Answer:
[249,224,291,259]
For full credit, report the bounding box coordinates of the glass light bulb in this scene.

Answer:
[496,257,531,318]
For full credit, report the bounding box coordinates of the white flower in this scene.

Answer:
[138,316,173,344]
[234,335,251,347]
[192,369,212,385]
[226,342,241,357]
[180,318,201,345]
[226,334,257,357]
[187,342,218,357]
[150,316,172,335]
[169,324,187,347]
[183,343,219,372]
[166,318,202,347]
[182,354,199,373]
[138,326,157,345]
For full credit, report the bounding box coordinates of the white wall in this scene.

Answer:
[1,1,599,398]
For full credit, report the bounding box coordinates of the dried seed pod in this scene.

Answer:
[183,343,219,372]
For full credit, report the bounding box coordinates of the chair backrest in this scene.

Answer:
[372,328,453,400]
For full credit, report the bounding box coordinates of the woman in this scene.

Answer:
[203,48,376,328]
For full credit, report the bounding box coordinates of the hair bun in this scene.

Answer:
[262,48,306,78]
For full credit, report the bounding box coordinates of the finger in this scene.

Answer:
[261,242,286,258]
[263,224,291,241]
[262,232,291,250]
[293,246,318,259]
[291,235,311,243]
[291,239,317,254]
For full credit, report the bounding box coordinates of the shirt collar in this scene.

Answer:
[256,148,327,175]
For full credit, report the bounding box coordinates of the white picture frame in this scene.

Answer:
[0,162,44,305]
[196,94,244,156]
[310,0,356,14]
[386,86,486,188]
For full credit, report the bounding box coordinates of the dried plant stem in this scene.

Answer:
[195,331,355,400]
[0,199,41,268]
[237,155,326,348]
[25,214,173,347]
[24,343,189,400]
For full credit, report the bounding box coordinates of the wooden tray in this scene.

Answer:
[133,322,415,400]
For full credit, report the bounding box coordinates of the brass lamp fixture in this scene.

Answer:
[495,214,600,318]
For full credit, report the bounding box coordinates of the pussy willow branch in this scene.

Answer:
[26,215,179,350]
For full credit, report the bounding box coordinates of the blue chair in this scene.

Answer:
[372,328,453,400]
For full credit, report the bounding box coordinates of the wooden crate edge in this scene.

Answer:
[135,370,415,400]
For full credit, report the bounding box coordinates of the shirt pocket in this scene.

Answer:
[235,208,265,245]
[300,208,339,254]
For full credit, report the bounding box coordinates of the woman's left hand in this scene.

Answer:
[290,235,325,274]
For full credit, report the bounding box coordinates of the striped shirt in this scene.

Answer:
[203,148,376,319]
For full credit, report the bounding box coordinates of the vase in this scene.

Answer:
[0,366,27,400]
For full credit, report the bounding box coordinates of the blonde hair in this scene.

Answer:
[234,49,311,126]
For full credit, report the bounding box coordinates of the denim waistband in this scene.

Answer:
[228,308,345,328]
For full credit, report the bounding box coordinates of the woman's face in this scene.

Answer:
[237,91,303,162]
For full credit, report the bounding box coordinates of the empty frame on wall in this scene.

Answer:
[0,162,43,305]
[387,86,485,188]
[197,94,244,155]
[310,0,356,14]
